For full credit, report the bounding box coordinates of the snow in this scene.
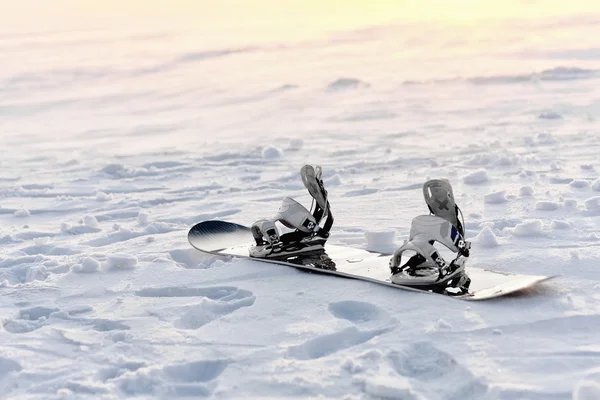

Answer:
[473,226,500,247]
[510,219,544,237]
[535,201,561,211]
[462,170,489,184]
[364,230,396,251]
[573,377,600,400]
[261,145,284,159]
[363,376,415,399]
[327,77,369,92]
[538,111,563,120]
[483,190,508,204]
[564,199,579,208]
[71,257,101,273]
[105,254,138,270]
[520,185,535,196]
[2,7,600,399]
[585,197,600,210]
[137,212,150,226]
[83,215,100,228]
[571,179,591,189]
[14,208,30,218]
[96,191,112,201]
[552,220,571,230]
[325,173,344,186]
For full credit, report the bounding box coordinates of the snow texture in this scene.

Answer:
[96,191,112,201]
[584,197,600,210]
[14,209,30,218]
[364,230,396,250]
[538,111,563,120]
[70,257,101,273]
[105,254,138,270]
[536,201,561,211]
[570,179,591,189]
[462,170,489,184]
[552,220,571,230]
[483,190,508,204]
[520,185,535,196]
[83,215,100,228]
[261,145,284,159]
[511,219,544,237]
[473,226,500,247]
[2,8,600,399]
[564,199,579,208]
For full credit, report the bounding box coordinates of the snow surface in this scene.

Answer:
[2,7,600,399]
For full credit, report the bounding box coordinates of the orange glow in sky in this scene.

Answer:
[4,0,599,39]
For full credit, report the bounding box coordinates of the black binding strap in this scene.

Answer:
[311,202,333,238]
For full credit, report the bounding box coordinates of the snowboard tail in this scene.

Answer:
[188,221,556,300]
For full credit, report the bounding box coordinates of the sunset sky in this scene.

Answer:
[3,0,599,41]
[2,0,599,86]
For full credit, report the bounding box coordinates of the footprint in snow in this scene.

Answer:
[0,356,22,383]
[2,306,59,334]
[286,326,391,360]
[3,303,130,334]
[328,300,389,324]
[135,286,255,330]
[112,359,228,397]
[387,341,458,380]
[385,341,488,399]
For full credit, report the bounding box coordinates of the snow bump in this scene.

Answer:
[584,197,600,210]
[570,180,590,189]
[83,215,100,228]
[364,230,396,248]
[484,191,508,204]
[105,254,138,270]
[137,212,150,225]
[511,219,543,237]
[573,378,600,400]
[551,220,571,230]
[96,191,112,201]
[261,145,284,159]
[163,360,229,383]
[463,170,489,184]
[71,257,101,273]
[473,226,500,247]
[14,208,30,218]
[520,186,535,196]
[364,376,416,399]
[327,77,369,92]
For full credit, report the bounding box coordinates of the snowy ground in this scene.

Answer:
[2,9,600,399]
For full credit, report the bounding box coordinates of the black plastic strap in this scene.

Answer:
[280,230,312,244]
[320,206,333,237]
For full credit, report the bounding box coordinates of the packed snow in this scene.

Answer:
[2,4,600,399]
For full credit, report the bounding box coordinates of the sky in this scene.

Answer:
[2,0,599,43]
[1,0,599,102]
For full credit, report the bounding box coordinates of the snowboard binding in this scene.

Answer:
[389,179,471,295]
[250,165,334,267]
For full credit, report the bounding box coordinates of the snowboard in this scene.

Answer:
[188,220,556,301]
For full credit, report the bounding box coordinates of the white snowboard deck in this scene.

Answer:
[188,221,556,301]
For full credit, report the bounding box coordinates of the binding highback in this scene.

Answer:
[301,165,333,236]
[423,179,463,236]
